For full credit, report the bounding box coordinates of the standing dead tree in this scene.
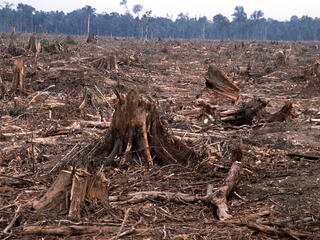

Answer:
[204,65,240,104]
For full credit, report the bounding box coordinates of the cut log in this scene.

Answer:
[11,59,24,93]
[204,65,240,104]
[93,88,199,167]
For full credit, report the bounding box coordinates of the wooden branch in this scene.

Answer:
[3,205,21,234]
[114,208,131,240]
[247,220,311,239]
[23,225,120,236]
[206,161,242,220]
[111,160,242,220]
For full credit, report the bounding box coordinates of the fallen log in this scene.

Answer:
[204,65,240,104]
[220,100,296,125]
[221,98,267,126]
[23,225,123,236]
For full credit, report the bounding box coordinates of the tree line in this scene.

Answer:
[0,2,320,41]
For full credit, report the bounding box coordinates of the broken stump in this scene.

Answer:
[28,35,41,54]
[204,65,240,104]
[11,59,24,93]
[33,168,108,219]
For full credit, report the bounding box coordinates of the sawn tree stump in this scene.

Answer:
[94,88,199,167]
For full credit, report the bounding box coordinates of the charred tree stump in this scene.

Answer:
[11,59,24,93]
[204,65,240,104]
[94,88,199,167]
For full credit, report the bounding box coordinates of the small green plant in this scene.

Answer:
[9,106,20,117]
[40,38,49,52]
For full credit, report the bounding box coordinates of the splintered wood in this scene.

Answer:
[11,59,24,93]
[205,65,240,104]
[33,168,108,219]
[27,35,41,54]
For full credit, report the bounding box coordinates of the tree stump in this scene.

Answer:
[93,88,199,167]
[11,59,24,93]
[86,33,97,43]
[92,56,118,71]
[33,168,108,219]
[28,35,41,54]
[204,65,240,104]
[313,59,320,80]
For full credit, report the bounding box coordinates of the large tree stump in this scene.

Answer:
[94,88,199,167]
[204,65,240,104]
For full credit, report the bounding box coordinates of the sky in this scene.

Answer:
[3,0,320,21]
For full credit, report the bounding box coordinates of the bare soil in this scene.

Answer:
[0,34,320,239]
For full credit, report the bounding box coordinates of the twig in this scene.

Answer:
[94,84,112,108]
[3,205,21,234]
[48,143,79,174]
[117,217,142,238]
[114,208,131,240]
[27,85,55,105]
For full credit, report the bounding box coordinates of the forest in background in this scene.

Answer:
[0,2,320,41]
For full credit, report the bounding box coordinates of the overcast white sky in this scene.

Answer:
[4,0,320,21]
